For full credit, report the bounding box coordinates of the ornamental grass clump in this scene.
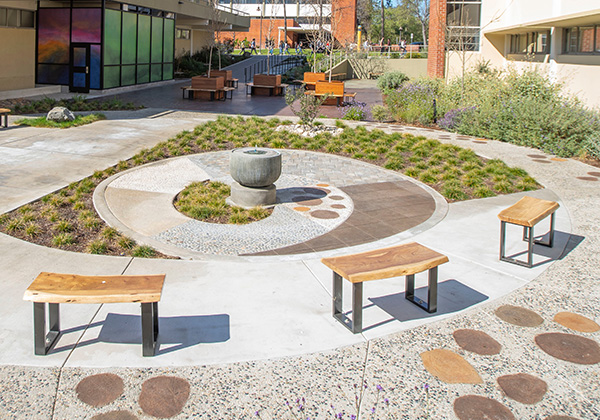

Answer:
[385,79,440,125]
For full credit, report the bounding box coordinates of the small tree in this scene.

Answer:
[285,88,328,126]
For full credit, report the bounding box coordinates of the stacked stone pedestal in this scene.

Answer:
[229,148,282,208]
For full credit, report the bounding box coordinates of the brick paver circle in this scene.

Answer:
[420,349,482,384]
[91,411,138,420]
[310,210,340,219]
[554,312,600,333]
[497,373,547,404]
[452,329,502,355]
[76,373,124,407]
[139,376,191,418]
[495,305,544,327]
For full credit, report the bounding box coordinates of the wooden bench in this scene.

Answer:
[321,243,449,333]
[302,72,326,90]
[182,76,227,101]
[0,108,10,128]
[210,70,239,89]
[23,272,165,357]
[498,196,559,267]
[304,81,357,106]
[246,74,287,96]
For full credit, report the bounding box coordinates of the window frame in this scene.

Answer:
[446,0,482,52]
[563,25,600,55]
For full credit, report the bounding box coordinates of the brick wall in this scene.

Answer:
[220,19,298,47]
[332,0,357,46]
[427,0,446,78]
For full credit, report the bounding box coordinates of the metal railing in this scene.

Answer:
[243,55,306,83]
[183,0,249,16]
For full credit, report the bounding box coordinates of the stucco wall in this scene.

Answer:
[348,58,427,79]
[0,27,36,91]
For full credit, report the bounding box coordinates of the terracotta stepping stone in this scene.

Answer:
[316,183,329,187]
[292,196,323,206]
[139,376,190,418]
[311,210,339,219]
[472,141,487,144]
[576,176,598,181]
[588,171,600,177]
[528,154,547,159]
[535,333,600,365]
[544,416,581,420]
[551,158,568,162]
[328,195,345,201]
[453,329,502,355]
[497,373,547,404]
[294,206,310,212]
[453,395,515,420]
[331,204,346,209]
[495,305,543,327]
[76,373,124,407]
[554,312,600,333]
[533,159,552,164]
[420,349,482,384]
[91,411,138,420]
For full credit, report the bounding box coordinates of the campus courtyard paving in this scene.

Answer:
[0,88,599,418]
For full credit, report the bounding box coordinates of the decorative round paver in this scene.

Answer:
[91,411,138,420]
[544,416,581,420]
[535,333,600,365]
[453,329,502,355]
[554,312,600,333]
[495,305,544,327]
[138,376,190,419]
[331,204,346,209]
[576,176,598,181]
[533,159,552,164]
[293,206,310,212]
[472,140,487,144]
[310,210,340,219]
[328,195,345,201]
[292,196,323,206]
[453,395,515,420]
[301,187,328,196]
[551,158,568,162]
[587,171,600,177]
[316,183,330,187]
[497,373,547,404]
[76,373,124,407]
[420,349,482,384]
[528,154,547,159]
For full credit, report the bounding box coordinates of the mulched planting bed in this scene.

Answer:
[0,116,540,258]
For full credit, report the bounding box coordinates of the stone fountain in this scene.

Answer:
[229,147,282,207]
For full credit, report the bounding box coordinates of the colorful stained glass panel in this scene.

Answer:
[72,9,101,43]
[90,45,101,89]
[122,12,137,65]
[37,64,69,85]
[37,9,70,64]
[104,9,121,66]
[104,66,120,89]
[121,65,136,86]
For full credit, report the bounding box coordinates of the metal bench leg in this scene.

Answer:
[332,272,363,334]
[34,302,60,355]
[141,302,158,357]
[501,221,535,268]
[405,268,438,313]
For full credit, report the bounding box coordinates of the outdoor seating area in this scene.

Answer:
[305,80,357,105]
[301,71,326,90]
[245,74,288,96]
[0,108,10,128]
[181,76,234,101]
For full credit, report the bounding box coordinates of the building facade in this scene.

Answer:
[427,0,600,107]
[218,0,357,48]
[0,0,249,94]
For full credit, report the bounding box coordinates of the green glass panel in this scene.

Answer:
[104,9,121,65]
[151,17,163,63]
[121,65,136,86]
[163,19,174,63]
[151,63,162,82]
[122,12,137,65]
[104,66,120,88]
[137,15,151,64]
[163,63,173,80]
[137,65,150,84]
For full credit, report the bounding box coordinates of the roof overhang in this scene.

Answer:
[485,8,600,35]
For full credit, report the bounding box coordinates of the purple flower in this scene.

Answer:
[371,407,376,413]
[376,385,383,391]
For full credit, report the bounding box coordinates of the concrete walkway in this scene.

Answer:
[0,110,599,419]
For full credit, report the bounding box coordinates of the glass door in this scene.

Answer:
[70,43,91,93]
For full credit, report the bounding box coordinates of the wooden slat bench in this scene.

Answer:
[302,72,326,90]
[23,272,166,357]
[321,242,449,333]
[245,83,289,96]
[181,86,233,101]
[0,108,10,128]
[498,196,559,267]
[304,81,357,106]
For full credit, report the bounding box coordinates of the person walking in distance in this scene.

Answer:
[250,38,258,54]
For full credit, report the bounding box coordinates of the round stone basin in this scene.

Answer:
[230,147,282,187]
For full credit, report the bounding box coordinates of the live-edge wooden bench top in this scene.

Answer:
[23,272,166,304]
[321,242,449,283]
[497,196,559,227]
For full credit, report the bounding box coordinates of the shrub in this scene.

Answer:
[132,245,156,258]
[285,87,328,126]
[376,71,409,92]
[371,105,391,122]
[385,79,440,125]
[339,102,368,121]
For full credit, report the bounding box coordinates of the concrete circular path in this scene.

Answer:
[0,109,598,419]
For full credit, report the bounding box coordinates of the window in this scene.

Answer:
[563,25,600,54]
[508,31,550,54]
[446,0,481,51]
[0,8,35,28]
[176,28,191,39]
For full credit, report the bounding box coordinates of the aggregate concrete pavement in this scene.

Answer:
[0,110,598,419]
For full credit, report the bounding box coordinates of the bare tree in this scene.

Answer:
[403,0,429,47]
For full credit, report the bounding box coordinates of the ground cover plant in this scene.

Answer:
[15,113,106,128]
[0,95,141,115]
[381,68,600,158]
[175,181,272,224]
[0,116,539,258]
